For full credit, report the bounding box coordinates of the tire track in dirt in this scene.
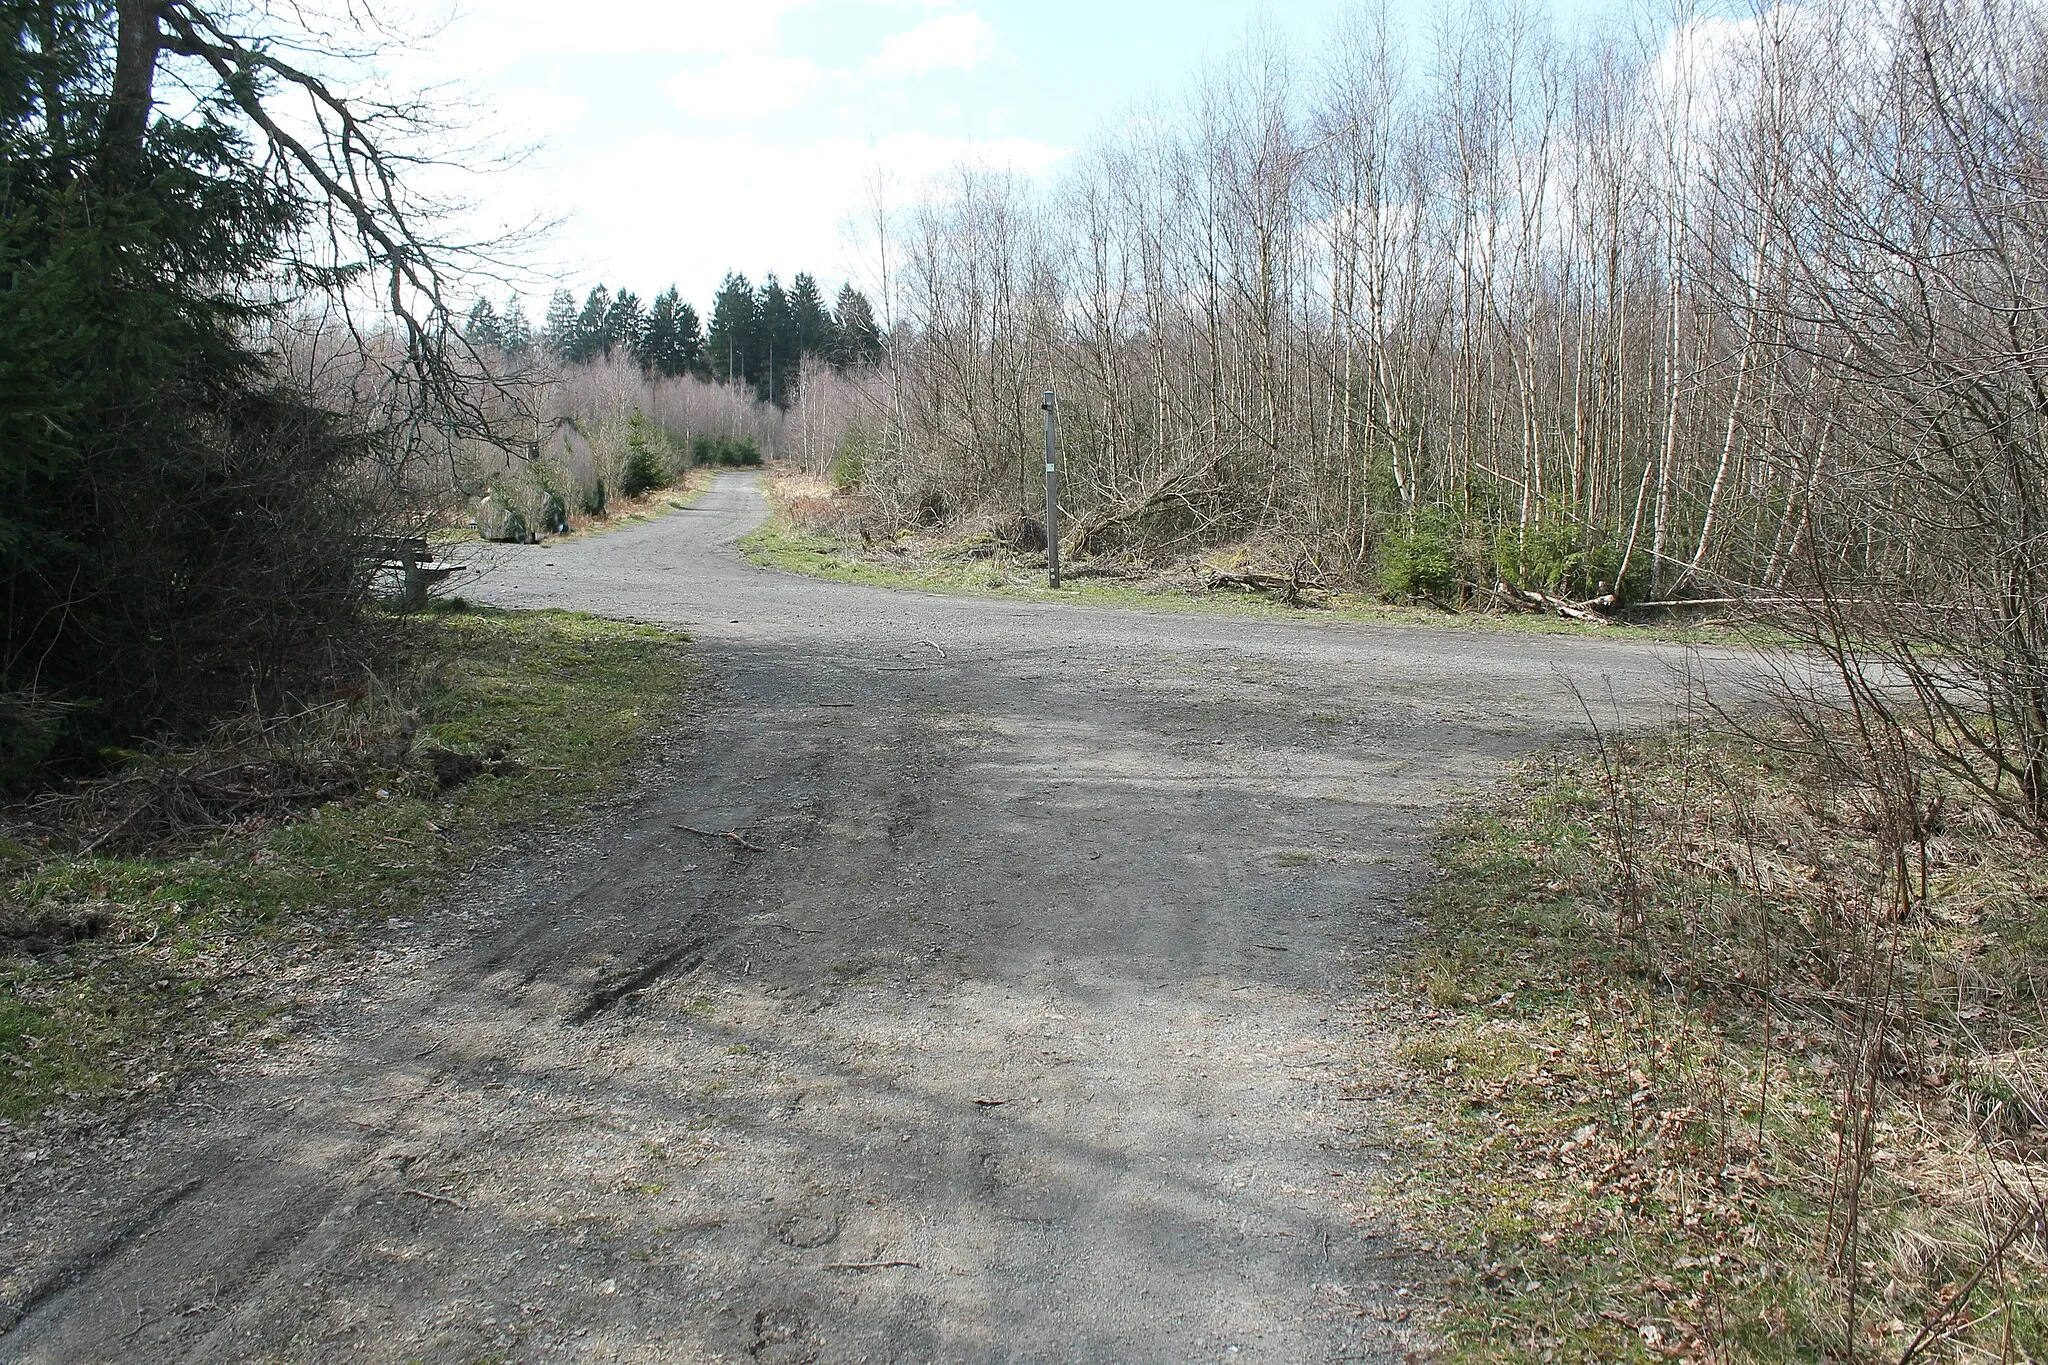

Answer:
[0,473,1724,1362]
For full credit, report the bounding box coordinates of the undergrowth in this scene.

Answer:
[1386,730,2047,1363]
[0,607,695,1131]
[743,472,1740,644]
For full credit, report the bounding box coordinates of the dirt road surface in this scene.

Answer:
[1,473,1714,1362]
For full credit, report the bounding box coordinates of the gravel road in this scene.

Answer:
[1,473,1713,1363]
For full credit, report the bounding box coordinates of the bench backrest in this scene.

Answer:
[366,535,430,562]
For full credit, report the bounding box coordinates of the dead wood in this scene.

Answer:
[674,824,765,853]
[1510,587,1618,625]
[1205,567,1331,608]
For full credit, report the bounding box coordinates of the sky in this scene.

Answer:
[386,0,1613,314]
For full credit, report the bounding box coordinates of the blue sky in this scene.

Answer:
[396,0,1619,313]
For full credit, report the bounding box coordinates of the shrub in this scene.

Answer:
[619,410,675,498]
[689,435,762,468]
[1499,520,1644,604]
[0,695,77,787]
[1379,527,1459,600]
[537,490,569,536]
[578,478,607,518]
[829,431,869,491]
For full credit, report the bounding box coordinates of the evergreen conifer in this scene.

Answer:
[676,302,707,377]
[576,286,614,362]
[833,285,884,367]
[465,297,505,350]
[608,289,647,364]
[706,273,758,388]
[790,273,837,364]
[543,288,579,360]
[758,274,795,405]
[501,296,533,361]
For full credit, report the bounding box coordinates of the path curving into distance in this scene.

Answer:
[1,472,1722,1362]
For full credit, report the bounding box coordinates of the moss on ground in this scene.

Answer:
[0,607,695,1127]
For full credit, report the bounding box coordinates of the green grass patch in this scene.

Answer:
[0,607,695,1127]
[1383,737,2048,1363]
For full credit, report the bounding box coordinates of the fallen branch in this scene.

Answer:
[1205,567,1330,608]
[402,1188,467,1210]
[674,824,765,853]
[1514,587,1616,625]
[823,1259,922,1271]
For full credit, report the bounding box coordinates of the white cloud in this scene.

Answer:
[870,12,997,76]
[492,85,589,140]
[408,0,817,74]
[665,55,820,119]
[517,128,1066,296]
[370,0,1050,302]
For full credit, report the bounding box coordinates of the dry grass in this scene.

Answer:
[1380,726,2048,1363]
[747,473,1758,644]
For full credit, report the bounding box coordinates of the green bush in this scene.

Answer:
[689,435,762,468]
[1379,527,1459,600]
[829,446,865,492]
[0,695,77,786]
[620,411,675,498]
[829,432,870,491]
[578,478,607,518]
[1498,520,1645,604]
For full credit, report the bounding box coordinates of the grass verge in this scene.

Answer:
[1382,733,2047,1363]
[556,466,714,543]
[0,606,694,1132]
[740,477,1754,646]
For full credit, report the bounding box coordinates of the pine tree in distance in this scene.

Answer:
[790,273,838,364]
[706,272,758,389]
[536,273,866,381]
[834,284,883,367]
[576,285,614,362]
[464,297,504,350]
[543,288,579,361]
[675,300,706,377]
[644,287,707,378]
[501,296,533,361]
[608,289,647,364]
[758,274,794,406]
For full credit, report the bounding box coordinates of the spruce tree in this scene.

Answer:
[758,274,795,405]
[643,287,704,378]
[608,289,647,365]
[706,273,758,388]
[644,288,681,377]
[543,288,580,360]
[676,301,707,377]
[790,273,837,365]
[465,297,505,350]
[833,285,884,367]
[576,285,614,363]
[0,1,478,755]
[502,296,533,362]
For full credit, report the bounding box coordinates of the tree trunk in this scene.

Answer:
[104,0,162,171]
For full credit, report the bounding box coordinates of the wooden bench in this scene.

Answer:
[368,535,466,608]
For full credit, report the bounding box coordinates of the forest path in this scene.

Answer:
[2,473,1712,1363]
